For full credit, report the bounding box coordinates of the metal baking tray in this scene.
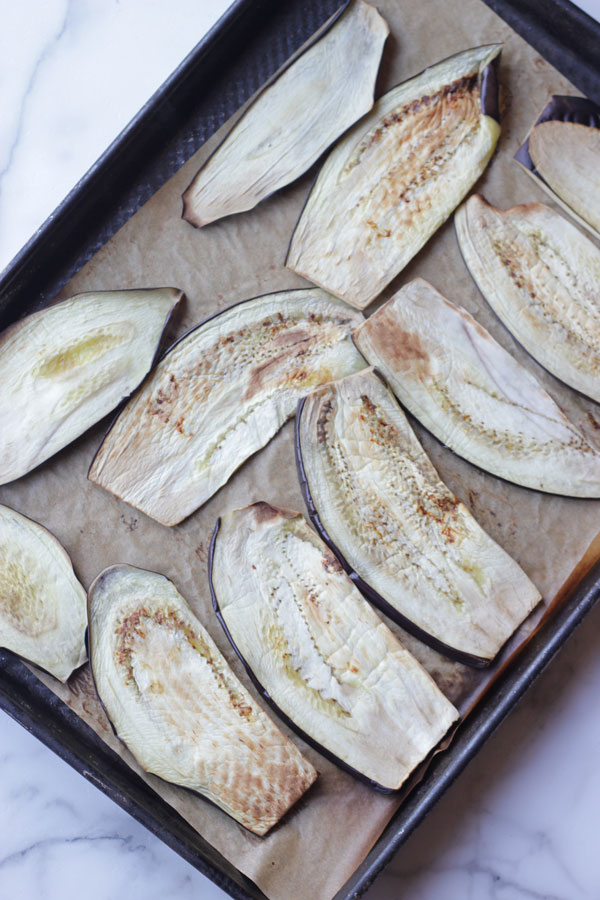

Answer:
[1,1,599,898]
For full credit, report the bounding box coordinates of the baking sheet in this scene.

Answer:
[2,0,600,898]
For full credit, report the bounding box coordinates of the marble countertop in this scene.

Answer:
[1,2,600,899]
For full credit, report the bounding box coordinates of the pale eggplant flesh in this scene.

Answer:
[353,278,600,497]
[286,44,501,310]
[89,289,365,526]
[87,564,316,836]
[182,0,388,227]
[514,95,600,239]
[455,195,600,403]
[296,369,541,665]
[210,503,459,791]
[0,503,87,682]
[0,288,182,485]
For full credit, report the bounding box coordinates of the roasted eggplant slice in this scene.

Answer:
[89,290,365,526]
[514,95,600,239]
[210,503,459,790]
[88,564,316,836]
[296,369,541,665]
[455,195,600,403]
[286,44,501,309]
[0,504,87,681]
[353,278,600,496]
[182,0,388,227]
[0,288,181,485]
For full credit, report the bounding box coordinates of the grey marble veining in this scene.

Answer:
[1,1,600,899]
[0,0,233,272]
[0,713,229,899]
[366,598,600,900]
[3,597,600,899]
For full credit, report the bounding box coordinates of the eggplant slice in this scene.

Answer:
[182,0,388,227]
[89,289,365,526]
[296,369,541,665]
[353,278,600,496]
[0,504,87,682]
[514,95,600,239]
[0,288,181,485]
[210,503,459,791]
[455,195,600,403]
[88,564,316,836]
[286,44,501,309]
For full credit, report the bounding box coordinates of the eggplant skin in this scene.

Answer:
[89,289,365,527]
[353,278,600,497]
[0,504,87,682]
[182,0,388,227]
[514,95,600,239]
[87,564,316,836]
[0,288,181,486]
[286,43,501,309]
[455,195,600,404]
[210,503,459,791]
[296,369,541,665]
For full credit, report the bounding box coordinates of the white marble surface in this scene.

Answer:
[0,0,233,273]
[1,2,600,899]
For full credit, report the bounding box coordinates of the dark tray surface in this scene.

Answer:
[1,2,599,899]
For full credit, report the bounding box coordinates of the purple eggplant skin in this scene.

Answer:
[514,94,600,172]
[85,288,185,453]
[0,287,183,488]
[479,56,500,122]
[181,0,353,229]
[294,395,492,670]
[87,287,333,484]
[209,517,406,793]
[86,565,315,834]
[284,45,501,275]
[453,206,600,409]
[85,622,121,742]
[84,638,307,840]
[88,289,257,479]
[0,505,88,682]
[85,612,265,833]
[355,323,600,502]
[88,288,363,528]
[147,289,184,369]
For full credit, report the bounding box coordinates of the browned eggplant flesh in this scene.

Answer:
[210,502,459,790]
[296,369,541,664]
[286,44,501,309]
[455,195,600,403]
[88,289,365,526]
[88,564,317,835]
[353,278,600,497]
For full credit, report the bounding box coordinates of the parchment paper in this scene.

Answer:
[3,1,600,898]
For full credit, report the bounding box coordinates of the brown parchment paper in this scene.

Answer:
[3,1,600,898]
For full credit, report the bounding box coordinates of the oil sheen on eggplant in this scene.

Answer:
[87,565,316,836]
[210,503,459,790]
[286,44,501,309]
[455,195,600,403]
[0,504,87,682]
[296,369,541,664]
[0,288,181,485]
[182,0,388,227]
[89,289,365,526]
[514,95,600,239]
[353,278,600,496]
